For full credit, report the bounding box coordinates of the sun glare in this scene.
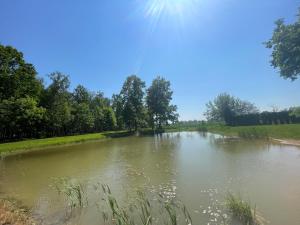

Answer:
[143,0,200,19]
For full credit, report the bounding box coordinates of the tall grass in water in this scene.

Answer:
[99,184,192,225]
[53,179,268,225]
[226,193,266,225]
[52,177,87,211]
[237,128,269,140]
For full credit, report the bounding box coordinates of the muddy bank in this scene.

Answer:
[0,199,38,225]
[272,138,300,147]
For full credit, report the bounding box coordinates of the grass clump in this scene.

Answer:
[99,184,192,225]
[237,128,269,140]
[226,193,265,225]
[52,177,88,211]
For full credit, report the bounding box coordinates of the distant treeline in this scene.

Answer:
[0,45,178,142]
[229,111,300,126]
[204,93,300,126]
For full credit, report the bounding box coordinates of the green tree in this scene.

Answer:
[265,10,300,80]
[120,75,146,131]
[42,72,72,136]
[290,106,300,117]
[102,107,116,131]
[72,85,92,104]
[112,94,124,130]
[0,45,43,100]
[0,97,46,140]
[204,93,258,125]
[146,76,178,129]
[72,103,94,133]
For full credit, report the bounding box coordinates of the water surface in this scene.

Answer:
[0,132,300,225]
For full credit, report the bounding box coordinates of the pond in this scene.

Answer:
[0,132,300,225]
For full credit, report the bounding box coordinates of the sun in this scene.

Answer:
[143,0,200,19]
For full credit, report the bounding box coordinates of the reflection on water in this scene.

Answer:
[0,132,300,225]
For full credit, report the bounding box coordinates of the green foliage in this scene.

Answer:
[289,106,300,118]
[112,94,125,130]
[0,131,128,155]
[207,123,300,140]
[146,76,178,129]
[265,10,300,80]
[42,72,72,136]
[52,177,88,210]
[72,84,92,104]
[103,107,117,131]
[0,44,181,142]
[119,75,146,131]
[0,45,43,100]
[72,103,94,133]
[237,128,269,139]
[0,97,46,140]
[226,193,262,225]
[204,93,258,125]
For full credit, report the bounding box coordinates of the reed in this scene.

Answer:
[226,193,265,225]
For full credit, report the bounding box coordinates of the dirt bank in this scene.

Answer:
[272,138,300,147]
[0,199,37,225]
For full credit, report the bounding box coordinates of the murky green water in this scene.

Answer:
[0,132,300,225]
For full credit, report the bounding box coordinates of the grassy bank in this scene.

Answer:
[0,131,130,156]
[166,123,300,140]
[1,124,299,156]
[206,124,300,140]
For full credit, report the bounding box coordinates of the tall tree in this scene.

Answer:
[72,85,92,104]
[146,76,178,129]
[0,97,46,140]
[265,9,300,80]
[102,107,117,131]
[204,93,258,125]
[0,45,43,100]
[72,103,94,133]
[71,85,94,133]
[90,92,111,132]
[112,94,124,130]
[42,72,72,136]
[119,75,146,131]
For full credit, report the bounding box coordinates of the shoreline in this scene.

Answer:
[272,138,300,147]
[0,130,131,157]
[0,198,37,225]
[1,126,300,157]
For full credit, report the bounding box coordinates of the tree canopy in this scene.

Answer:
[265,9,300,80]
[119,75,146,131]
[0,45,43,100]
[204,93,258,125]
[146,76,178,129]
[0,44,179,141]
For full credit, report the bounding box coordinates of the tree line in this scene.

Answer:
[0,45,178,142]
[204,93,300,126]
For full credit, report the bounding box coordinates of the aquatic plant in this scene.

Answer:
[226,193,265,225]
[237,128,269,140]
[98,184,193,225]
[52,177,87,210]
[197,126,208,132]
[52,179,269,225]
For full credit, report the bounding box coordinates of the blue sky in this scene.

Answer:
[0,0,299,120]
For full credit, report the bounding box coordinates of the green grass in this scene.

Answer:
[206,124,300,140]
[226,193,267,225]
[1,123,299,156]
[54,180,193,225]
[166,123,300,140]
[0,131,129,156]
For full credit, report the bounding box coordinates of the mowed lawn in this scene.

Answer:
[0,131,129,155]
